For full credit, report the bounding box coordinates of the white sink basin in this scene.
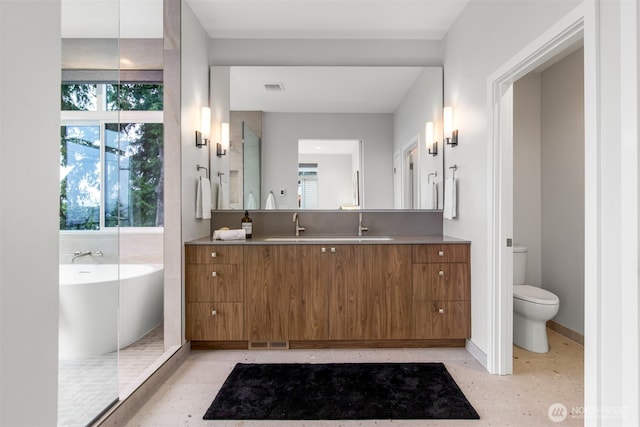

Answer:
[264,236,393,242]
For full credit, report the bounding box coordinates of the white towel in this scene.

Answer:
[443,176,457,220]
[212,229,246,241]
[196,176,211,219]
[265,192,276,209]
[247,192,257,209]
[216,182,224,210]
[427,180,438,209]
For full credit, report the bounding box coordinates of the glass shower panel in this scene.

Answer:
[58,1,120,425]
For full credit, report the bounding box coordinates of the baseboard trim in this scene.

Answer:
[289,339,466,349]
[94,342,191,427]
[465,338,487,370]
[547,320,584,346]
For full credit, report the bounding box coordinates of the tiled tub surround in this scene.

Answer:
[209,209,444,239]
[59,231,164,265]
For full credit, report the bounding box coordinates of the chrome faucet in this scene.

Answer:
[358,212,368,236]
[72,250,103,263]
[293,212,305,236]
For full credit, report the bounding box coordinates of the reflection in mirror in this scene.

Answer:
[243,122,261,209]
[218,66,443,210]
[298,139,362,209]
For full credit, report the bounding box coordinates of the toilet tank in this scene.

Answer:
[513,246,527,285]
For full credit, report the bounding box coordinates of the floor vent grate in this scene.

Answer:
[249,341,289,350]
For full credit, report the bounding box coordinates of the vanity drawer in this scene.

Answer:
[185,245,244,264]
[186,303,244,341]
[186,264,243,302]
[413,264,469,301]
[414,301,470,339]
[412,244,469,264]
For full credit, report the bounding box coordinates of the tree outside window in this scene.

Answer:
[60,83,163,230]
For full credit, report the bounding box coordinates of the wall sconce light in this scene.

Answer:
[196,107,211,148]
[217,122,229,157]
[443,106,458,146]
[426,121,438,156]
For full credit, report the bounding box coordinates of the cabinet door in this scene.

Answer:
[329,245,359,339]
[330,245,411,340]
[289,245,331,340]
[355,245,412,340]
[186,302,244,340]
[245,245,295,343]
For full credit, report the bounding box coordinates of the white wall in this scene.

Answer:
[393,67,444,209]
[181,2,211,240]
[541,48,585,335]
[262,113,394,209]
[443,0,581,358]
[210,39,443,66]
[514,73,542,286]
[0,1,61,425]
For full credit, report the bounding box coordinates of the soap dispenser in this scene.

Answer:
[241,210,253,238]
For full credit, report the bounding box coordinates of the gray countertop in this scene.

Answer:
[186,235,470,246]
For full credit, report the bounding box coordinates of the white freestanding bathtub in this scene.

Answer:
[59,264,164,360]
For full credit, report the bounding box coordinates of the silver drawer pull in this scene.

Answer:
[211,309,217,316]
[439,270,445,276]
[330,247,336,253]
[438,251,444,257]
[321,247,326,253]
[211,252,217,258]
[438,308,445,314]
[211,271,217,277]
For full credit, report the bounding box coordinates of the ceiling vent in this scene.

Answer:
[264,82,285,91]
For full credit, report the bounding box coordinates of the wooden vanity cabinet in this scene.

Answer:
[412,244,470,339]
[185,246,244,341]
[186,241,470,347]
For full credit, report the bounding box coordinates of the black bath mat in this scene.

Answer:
[203,362,480,420]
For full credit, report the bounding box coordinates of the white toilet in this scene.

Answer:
[513,246,560,353]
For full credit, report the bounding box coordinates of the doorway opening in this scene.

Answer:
[487,11,584,375]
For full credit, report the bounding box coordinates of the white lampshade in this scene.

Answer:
[221,122,230,150]
[443,106,453,136]
[201,107,211,139]
[425,122,434,148]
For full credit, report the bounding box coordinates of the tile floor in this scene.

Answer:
[125,329,583,427]
[58,325,165,427]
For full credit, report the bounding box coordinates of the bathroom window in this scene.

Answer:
[60,83,163,230]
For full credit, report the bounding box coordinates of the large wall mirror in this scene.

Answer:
[214,66,444,210]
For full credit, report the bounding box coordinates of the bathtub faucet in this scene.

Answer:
[72,250,103,263]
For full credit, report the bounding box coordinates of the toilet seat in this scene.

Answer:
[513,285,559,305]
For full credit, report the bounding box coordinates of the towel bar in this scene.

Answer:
[196,164,209,179]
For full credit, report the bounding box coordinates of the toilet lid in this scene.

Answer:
[513,285,559,305]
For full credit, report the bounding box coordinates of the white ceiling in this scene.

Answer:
[230,66,426,113]
[62,0,468,40]
[187,0,469,40]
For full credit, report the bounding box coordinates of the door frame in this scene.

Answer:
[486,6,585,375]
[401,135,420,209]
